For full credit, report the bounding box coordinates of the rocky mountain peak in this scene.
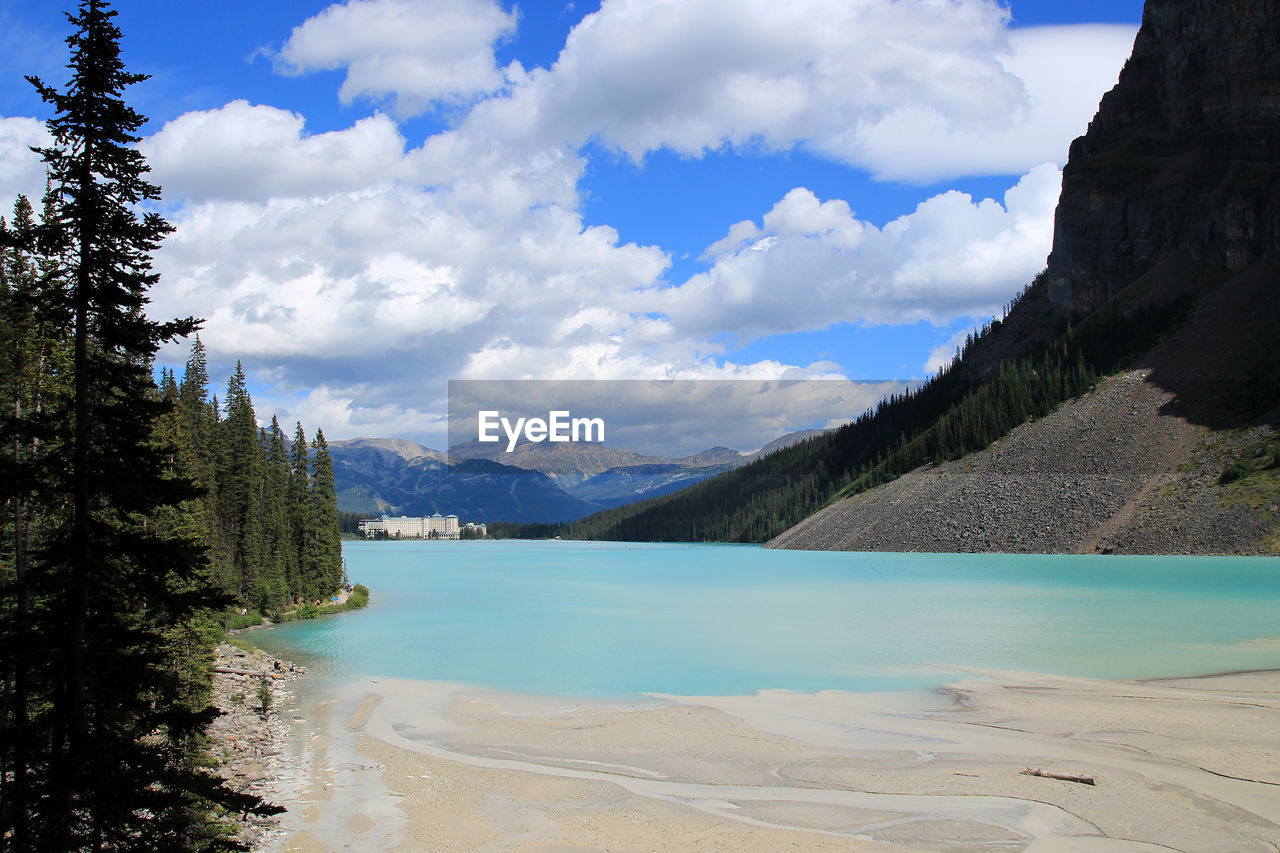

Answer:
[1046,0,1280,313]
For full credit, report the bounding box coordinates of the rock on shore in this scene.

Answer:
[209,642,304,850]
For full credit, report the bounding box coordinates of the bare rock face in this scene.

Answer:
[1046,0,1280,313]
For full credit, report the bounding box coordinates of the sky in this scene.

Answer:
[0,0,1145,450]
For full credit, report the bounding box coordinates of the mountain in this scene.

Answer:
[771,0,1280,554]
[742,429,829,462]
[328,438,600,523]
[569,460,742,507]
[449,439,670,489]
[329,433,814,523]
[542,0,1280,553]
[1046,0,1280,315]
[448,439,760,504]
[331,437,450,464]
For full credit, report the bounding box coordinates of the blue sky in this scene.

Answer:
[0,0,1143,448]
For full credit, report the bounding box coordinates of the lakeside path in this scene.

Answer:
[262,669,1280,851]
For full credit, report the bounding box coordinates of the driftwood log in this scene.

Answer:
[213,666,283,680]
[1021,768,1096,786]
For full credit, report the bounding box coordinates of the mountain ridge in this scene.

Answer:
[329,428,827,522]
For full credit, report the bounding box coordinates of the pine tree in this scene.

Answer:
[5,1,267,845]
[177,335,230,592]
[288,422,312,600]
[0,193,74,851]
[307,429,342,597]
[258,417,294,613]
[219,362,262,602]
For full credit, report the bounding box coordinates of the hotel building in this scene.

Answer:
[358,513,460,539]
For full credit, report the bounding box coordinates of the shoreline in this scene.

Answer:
[260,665,1280,852]
[208,643,310,850]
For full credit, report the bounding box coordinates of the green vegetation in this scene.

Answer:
[1218,436,1280,486]
[499,279,1193,544]
[338,509,366,538]
[255,679,273,719]
[1218,435,1280,509]
[268,582,370,623]
[0,2,349,846]
[1219,459,1255,484]
[161,340,345,620]
[0,1,275,846]
[1217,435,1280,554]
[346,583,371,609]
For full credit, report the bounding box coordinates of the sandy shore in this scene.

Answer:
[261,669,1280,852]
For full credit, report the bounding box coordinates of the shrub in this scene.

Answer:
[1219,459,1254,484]
[226,608,262,631]
[256,679,272,718]
[346,584,370,610]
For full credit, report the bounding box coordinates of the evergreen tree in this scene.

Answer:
[177,335,229,591]
[219,362,262,601]
[3,2,265,845]
[310,429,342,594]
[288,422,311,599]
[258,417,294,613]
[0,192,73,851]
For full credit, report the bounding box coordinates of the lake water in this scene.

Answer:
[250,540,1280,698]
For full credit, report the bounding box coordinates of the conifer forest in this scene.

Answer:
[0,1,341,847]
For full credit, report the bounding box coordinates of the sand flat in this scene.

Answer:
[265,670,1280,852]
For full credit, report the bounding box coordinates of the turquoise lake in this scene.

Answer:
[250,541,1280,698]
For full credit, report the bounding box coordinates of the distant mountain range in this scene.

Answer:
[328,429,828,523]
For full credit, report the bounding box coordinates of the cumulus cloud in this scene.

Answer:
[847,25,1139,181]
[275,0,518,116]
[924,328,975,374]
[149,180,671,394]
[446,1,1133,182]
[455,0,1017,161]
[150,155,1060,446]
[140,102,407,202]
[0,116,51,204]
[0,0,1135,445]
[650,163,1062,343]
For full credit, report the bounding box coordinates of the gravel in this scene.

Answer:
[767,370,1276,555]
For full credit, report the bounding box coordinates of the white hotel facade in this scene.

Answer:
[358,513,460,539]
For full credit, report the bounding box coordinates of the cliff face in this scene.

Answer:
[1046,0,1280,312]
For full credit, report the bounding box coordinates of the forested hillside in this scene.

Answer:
[502,278,1192,543]
[158,339,344,612]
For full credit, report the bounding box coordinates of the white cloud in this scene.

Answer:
[924,327,974,374]
[275,0,518,117]
[150,180,672,392]
[140,101,407,202]
[0,0,1136,446]
[151,157,1059,442]
[0,116,51,205]
[649,163,1062,342]
[847,25,1139,181]
[455,0,1018,162]
[446,1,1133,182]
[266,384,449,445]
